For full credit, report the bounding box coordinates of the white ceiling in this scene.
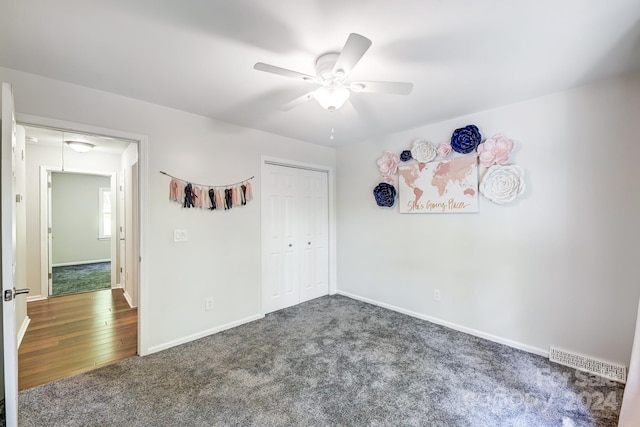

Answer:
[23,125,132,155]
[1,0,639,147]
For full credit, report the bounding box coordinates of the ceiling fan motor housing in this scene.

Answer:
[315,53,342,83]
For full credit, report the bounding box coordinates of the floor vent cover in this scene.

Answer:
[549,347,626,383]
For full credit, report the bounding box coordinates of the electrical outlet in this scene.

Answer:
[433,289,441,302]
[205,297,214,311]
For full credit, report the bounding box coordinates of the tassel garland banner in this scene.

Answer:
[161,171,254,211]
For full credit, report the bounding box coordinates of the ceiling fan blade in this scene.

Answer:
[332,33,372,76]
[254,62,317,82]
[349,81,414,95]
[280,91,315,111]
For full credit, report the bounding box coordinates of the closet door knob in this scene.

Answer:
[307,242,311,245]
[288,244,292,247]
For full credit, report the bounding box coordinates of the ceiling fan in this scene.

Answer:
[254,33,413,112]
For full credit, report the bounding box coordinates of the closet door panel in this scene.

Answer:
[298,172,314,299]
[299,169,329,302]
[262,166,299,313]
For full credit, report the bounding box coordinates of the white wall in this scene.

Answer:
[0,66,337,354]
[24,142,121,299]
[336,72,640,367]
[51,172,111,264]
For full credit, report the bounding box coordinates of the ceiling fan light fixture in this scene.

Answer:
[65,140,95,153]
[313,85,350,112]
[350,82,366,91]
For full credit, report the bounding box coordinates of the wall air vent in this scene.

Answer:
[549,346,627,383]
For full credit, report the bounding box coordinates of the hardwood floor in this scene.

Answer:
[18,288,137,390]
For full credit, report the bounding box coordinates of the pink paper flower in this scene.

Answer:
[477,134,515,167]
[377,151,400,176]
[437,143,452,158]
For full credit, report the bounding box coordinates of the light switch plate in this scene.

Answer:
[174,229,188,242]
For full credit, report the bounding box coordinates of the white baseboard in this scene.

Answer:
[147,313,264,355]
[27,295,47,302]
[52,259,110,267]
[122,290,136,308]
[17,316,31,349]
[336,290,549,358]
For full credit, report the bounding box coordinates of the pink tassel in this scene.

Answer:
[204,188,212,209]
[234,185,241,207]
[169,179,179,202]
[177,181,184,203]
[215,189,223,209]
[245,182,253,202]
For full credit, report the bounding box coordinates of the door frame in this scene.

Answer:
[260,156,337,316]
[16,113,150,356]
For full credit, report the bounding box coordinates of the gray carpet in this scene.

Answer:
[19,295,623,426]
[52,262,111,296]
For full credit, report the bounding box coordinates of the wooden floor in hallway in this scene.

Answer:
[18,288,138,390]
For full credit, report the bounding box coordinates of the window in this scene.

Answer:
[99,187,111,239]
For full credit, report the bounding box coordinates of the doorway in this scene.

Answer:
[49,171,114,297]
[18,124,141,389]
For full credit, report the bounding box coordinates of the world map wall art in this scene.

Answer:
[373,125,525,213]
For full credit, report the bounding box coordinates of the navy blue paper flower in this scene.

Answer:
[373,183,396,207]
[451,124,482,154]
[400,150,413,162]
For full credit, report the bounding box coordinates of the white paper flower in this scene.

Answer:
[410,139,437,163]
[479,164,525,204]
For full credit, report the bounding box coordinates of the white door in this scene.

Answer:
[262,164,299,313]
[298,170,329,303]
[2,82,27,426]
[130,162,139,306]
[118,170,125,287]
[46,171,52,295]
[262,163,329,314]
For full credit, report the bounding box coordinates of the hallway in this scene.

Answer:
[18,289,137,390]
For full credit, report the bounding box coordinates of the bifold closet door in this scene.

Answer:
[262,164,328,314]
[298,169,329,303]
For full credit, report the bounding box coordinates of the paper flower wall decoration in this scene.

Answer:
[374,125,526,209]
[451,125,482,154]
[477,134,515,167]
[410,139,437,163]
[377,151,400,177]
[437,143,452,158]
[479,164,525,204]
[373,182,397,207]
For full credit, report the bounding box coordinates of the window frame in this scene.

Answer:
[98,187,112,239]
